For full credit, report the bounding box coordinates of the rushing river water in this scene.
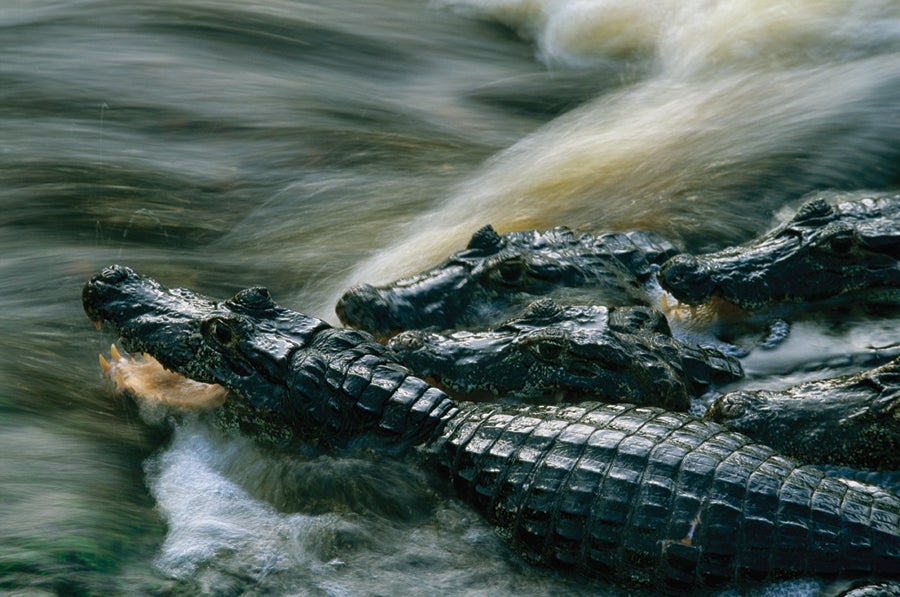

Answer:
[2,1,899,595]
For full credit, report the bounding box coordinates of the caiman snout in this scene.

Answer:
[658,254,716,304]
[705,391,749,421]
[95,264,131,285]
[387,330,426,352]
[82,264,138,323]
[336,283,404,339]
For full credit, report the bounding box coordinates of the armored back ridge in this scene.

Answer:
[84,266,900,592]
[336,225,679,338]
[659,191,900,310]
[429,401,900,589]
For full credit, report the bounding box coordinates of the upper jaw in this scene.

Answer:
[82,264,144,326]
[83,265,217,377]
[83,264,213,327]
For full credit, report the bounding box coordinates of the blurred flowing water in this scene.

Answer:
[1,0,898,594]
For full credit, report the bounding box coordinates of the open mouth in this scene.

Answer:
[659,291,748,324]
[98,342,228,410]
[84,265,229,409]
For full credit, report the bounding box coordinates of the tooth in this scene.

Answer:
[99,353,111,373]
[94,321,102,331]
[115,371,126,389]
[110,344,122,361]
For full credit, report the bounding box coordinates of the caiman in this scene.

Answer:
[83,265,900,592]
[658,191,900,311]
[387,298,742,412]
[389,295,898,471]
[336,225,679,339]
[707,357,900,471]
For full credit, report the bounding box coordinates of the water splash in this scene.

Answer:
[142,419,583,595]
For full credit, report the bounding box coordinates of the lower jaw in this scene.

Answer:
[99,344,228,410]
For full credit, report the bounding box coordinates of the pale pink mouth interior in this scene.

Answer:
[100,344,228,410]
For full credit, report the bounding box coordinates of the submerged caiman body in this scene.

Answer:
[659,191,900,310]
[387,298,742,412]
[84,266,900,591]
[707,357,900,471]
[336,224,678,338]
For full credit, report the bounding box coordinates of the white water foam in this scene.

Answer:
[144,420,321,587]
[438,0,900,72]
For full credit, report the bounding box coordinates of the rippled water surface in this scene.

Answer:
[2,0,899,594]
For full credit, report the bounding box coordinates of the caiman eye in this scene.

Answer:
[815,225,858,257]
[828,233,854,254]
[491,258,528,287]
[529,340,565,361]
[202,317,240,350]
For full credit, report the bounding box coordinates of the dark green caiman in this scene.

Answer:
[383,290,897,471]
[658,191,900,310]
[387,298,742,412]
[84,265,900,592]
[707,357,900,471]
[336,225,678,338]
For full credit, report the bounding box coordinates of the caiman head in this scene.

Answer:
[658,193,900,310]
[386,299,739,412]
[336,225,675,339]
[82,265,406,447]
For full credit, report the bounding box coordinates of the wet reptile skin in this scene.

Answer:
[659,191,900,310]
[386,299,743,411]
[336,225,679,338]
[83,266,900,591]
[706,357,900,471]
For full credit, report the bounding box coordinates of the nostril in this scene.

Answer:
[98,264,131,285]
[707,393,748,421]
[660,255,699,287]
[387,331,426,352]
[83,265,136,321]
[337,283,379,315]
[336,283,397,333]
[658,255,715,303]
[350,283,380,302]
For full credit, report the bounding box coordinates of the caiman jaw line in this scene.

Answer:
[98,342,228,410]
[92,314,228,409]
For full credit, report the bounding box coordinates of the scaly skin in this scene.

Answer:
[658,191,900,310]
[387,298,742,411]
[707,357,900,470]
[83,266,900,591]
[336,225,679,338]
